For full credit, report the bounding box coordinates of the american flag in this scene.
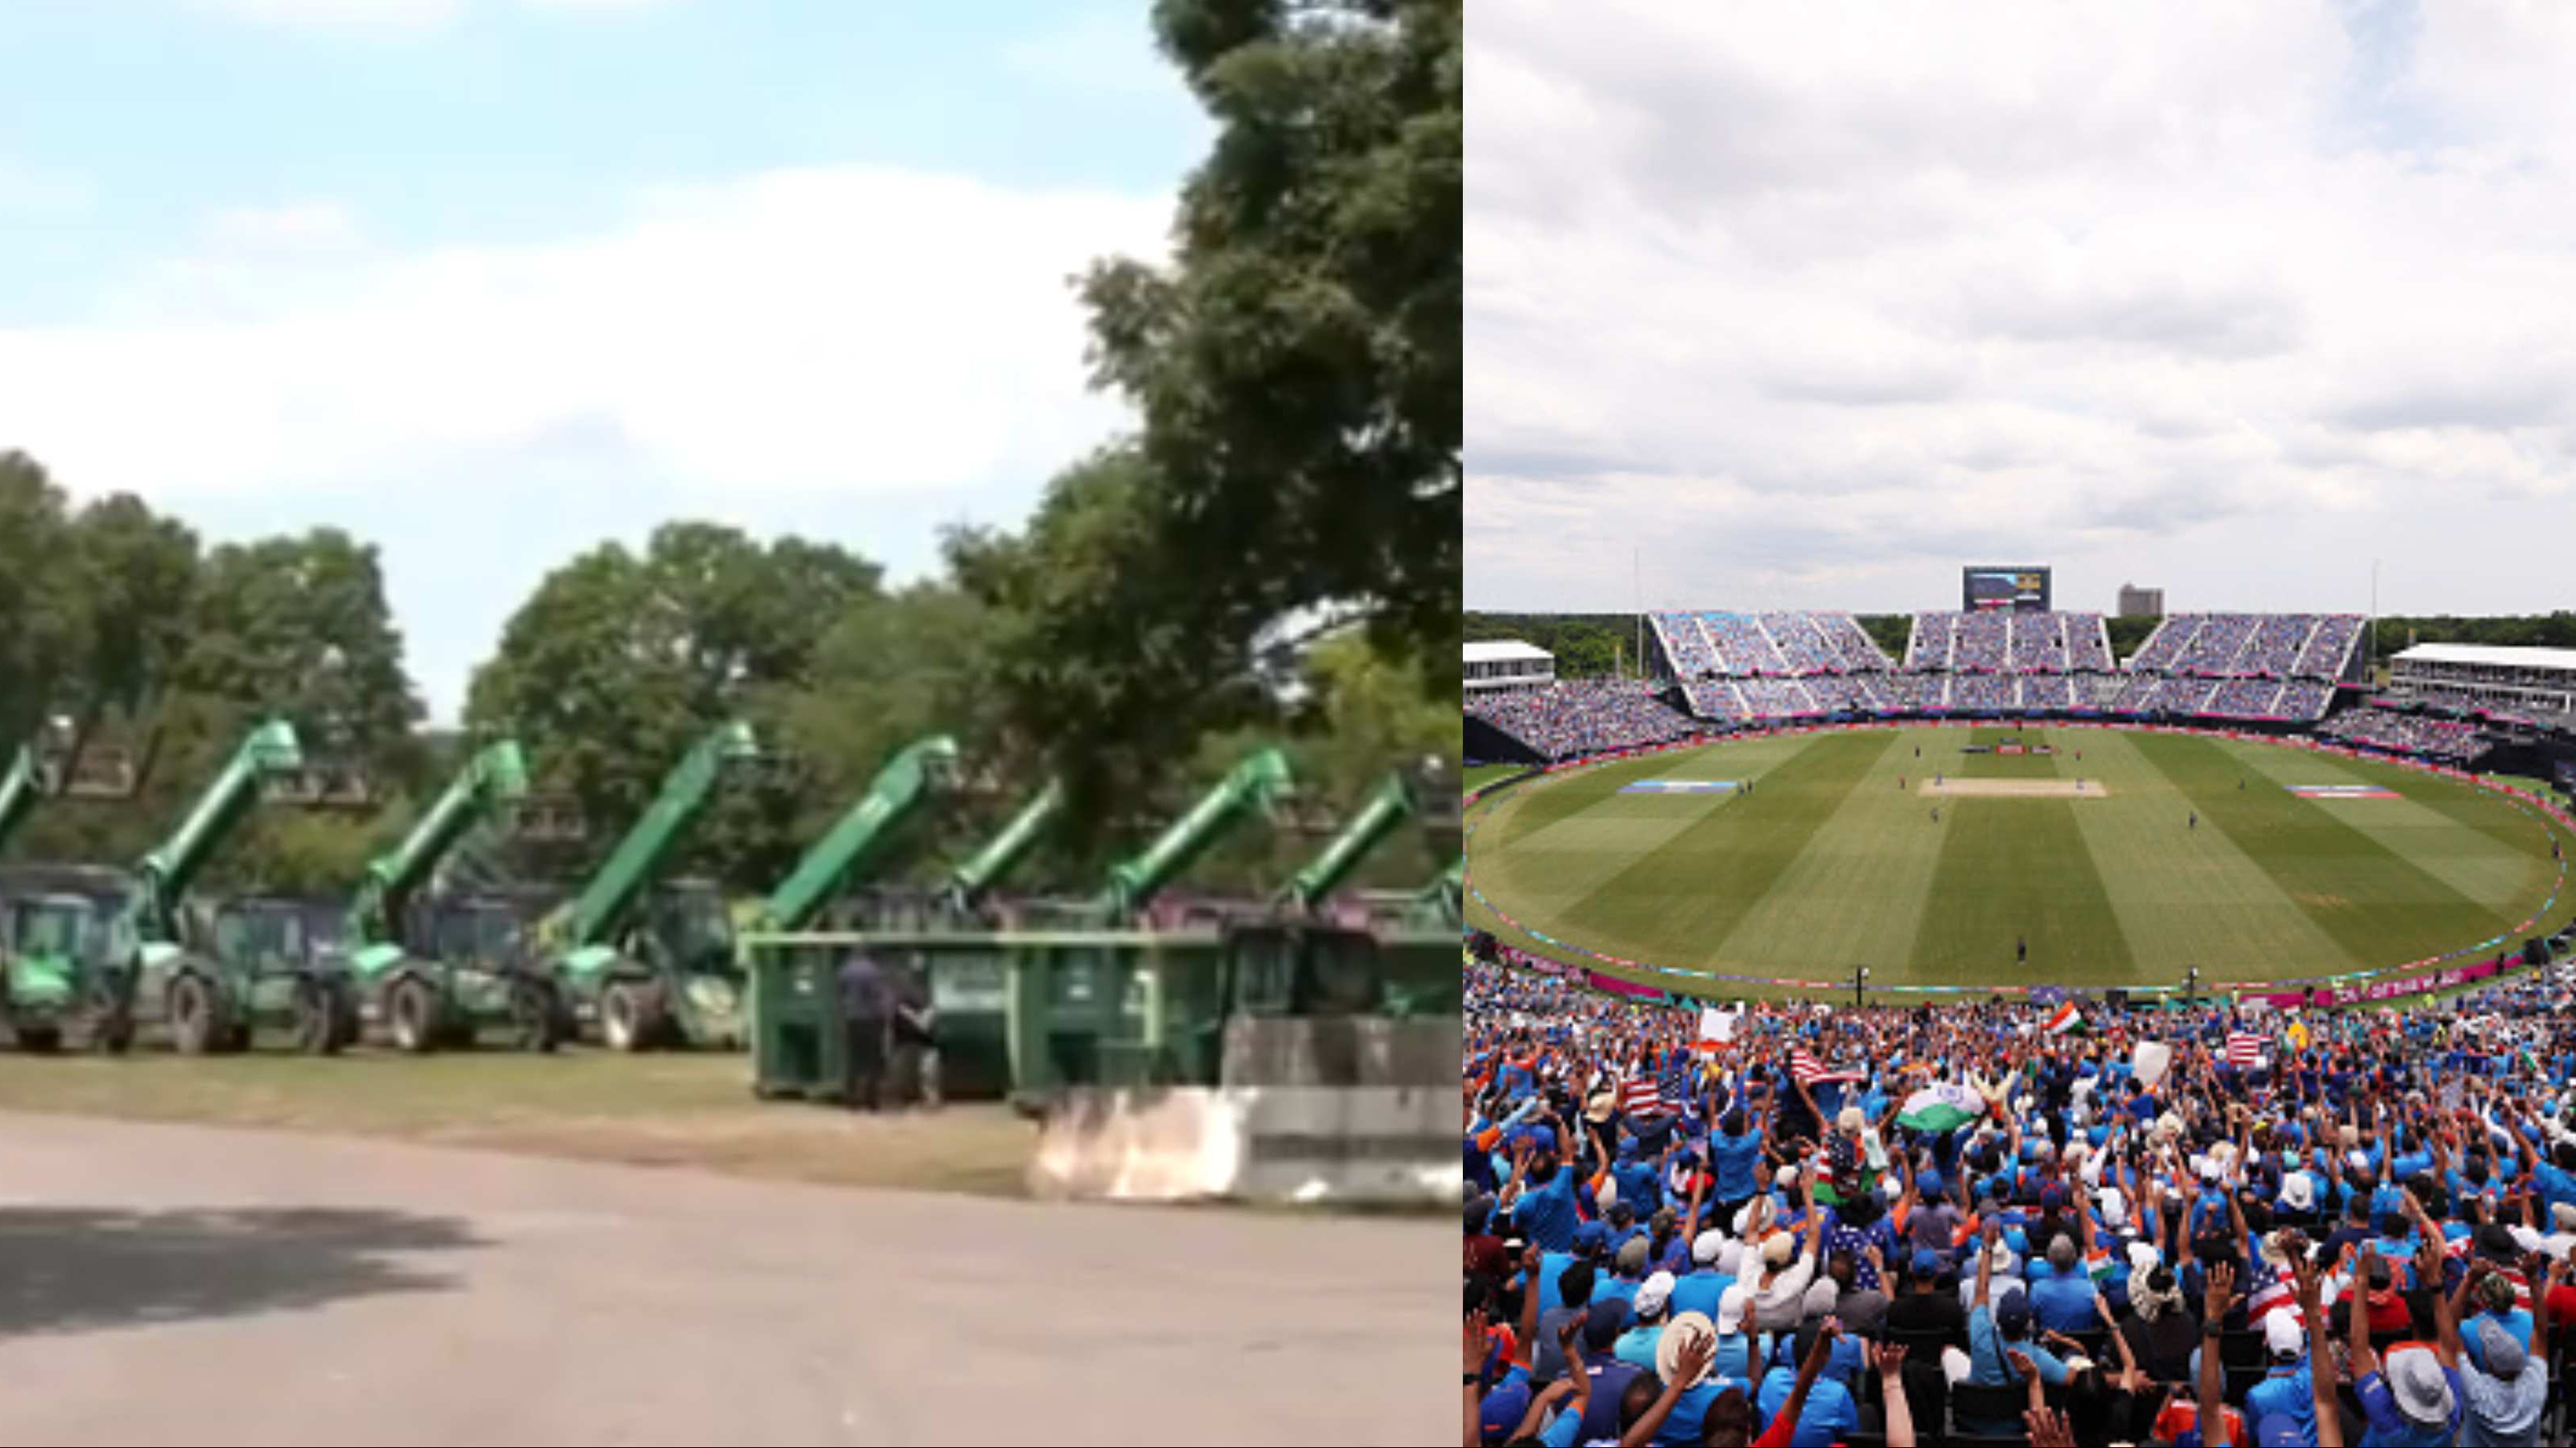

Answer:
[1791,1047,1863,1087]
[2226,1030,2269,1068]
[1621,1076,1666,1115]
[1659,1055,1696,1110]
[2245,1258,2296,1325]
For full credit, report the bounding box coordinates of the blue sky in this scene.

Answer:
[0,0,1209,721]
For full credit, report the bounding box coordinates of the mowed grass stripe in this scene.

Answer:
[2133,732,2519,964]
[1910,728,2137,986]
[1560,730,1896,965]
[1477,752,1741,912]
[1710,728,1953,977]
[2061,729,2363,980]
[1476,738,1806,930]
[2219,739,2544,911]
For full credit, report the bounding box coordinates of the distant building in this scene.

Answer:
[2117,584,2165,618]
[1464,640,1554,695]
[2389,642,2576,722]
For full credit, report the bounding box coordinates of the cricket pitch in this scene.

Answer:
[1921,777,2107,798]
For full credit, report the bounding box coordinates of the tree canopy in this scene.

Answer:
[975,0,1460,809]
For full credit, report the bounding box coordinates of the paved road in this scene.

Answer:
[0,1113,1443,1445]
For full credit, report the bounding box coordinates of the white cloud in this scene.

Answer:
[1468,0,2576,616]
[0,166,1172,502]
[205,201,364,254]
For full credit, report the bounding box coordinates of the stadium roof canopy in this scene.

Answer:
[2394,642,2576,674]
[1464,640,1552,665]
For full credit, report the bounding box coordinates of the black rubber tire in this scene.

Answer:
[388,977,439,1054]
[507,979,559,1054]
[327,982,363,1052]
[601,981,658,1054]
[291,978,346,1056]
[170,974,217,1056]
[14,1024,60,1054]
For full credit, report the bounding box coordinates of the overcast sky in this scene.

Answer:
[1468,0,2576,622]
[0,0,1202,722]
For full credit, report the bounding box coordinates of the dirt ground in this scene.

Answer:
[1921,777,2108,798]
[0,1051,1036,1197]
[0,1110,1445,1446]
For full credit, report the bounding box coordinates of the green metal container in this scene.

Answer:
[742,923,1460,1105]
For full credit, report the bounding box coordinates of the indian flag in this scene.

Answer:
[2045,1001,2085,1035]
[1897,1081,1985,1134]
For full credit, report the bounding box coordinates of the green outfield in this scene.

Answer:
[1465,726,2576,998]
[1465,762,1522,793]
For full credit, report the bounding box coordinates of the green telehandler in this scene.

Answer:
[2,720,319,1053]
[939,778,1065,918]
[603,732,957,1050]
[1276,770,1418,916]
[537,721,761,1050]
[337,738,565,1052]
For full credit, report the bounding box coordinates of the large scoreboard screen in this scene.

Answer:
[1964,566,2051,612]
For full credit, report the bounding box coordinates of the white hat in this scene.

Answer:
[1693,1229,1726,1266]
[1988,1238,2018,1277]
[1775,1164,1801,1189]
[1659,1312,1718,1387]
[1761,1231,1797,1269]
[1717,1241,1746,1278]
[2280,1173,2315,1212]
[2097,1187,2126,1224]
[2126,1241,2161,1278]
[2264,1310,2305,1358]
[1837,1106,1865,1133]
[1636,1270,1677,1320]
[1714,1286,1749,1335]
[2554,1202,2576,1234]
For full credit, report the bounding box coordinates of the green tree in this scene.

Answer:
[988,0,1459,798]
[465,524,883,886]
[773,582,1017,883]
[0,454,90,749]
[58,494,202,777]
[175,529,423,766]
[953,450,1288,843]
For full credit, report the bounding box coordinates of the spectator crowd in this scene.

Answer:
[1466,954,2576,1446]
[1470,682,1705,762]
[2317,707,2498,766]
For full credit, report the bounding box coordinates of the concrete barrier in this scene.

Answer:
[1028,1016,1461,1205]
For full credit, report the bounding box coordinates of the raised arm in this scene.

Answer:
[1975,1215,1999,1310]
[1464,1310,1487,1448]
[1618,1330,1714,1448]
[2198,1261,2234,1446]
[1517,1242,1544,1370]
[2429,1244,2464,1371]
[1870,1341,1916,1448]
[2348,1245,2379,1383]
[2291,1246,2343,1448]
[1773,1319,1841,1441]
[2535,1253,2562,1382]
